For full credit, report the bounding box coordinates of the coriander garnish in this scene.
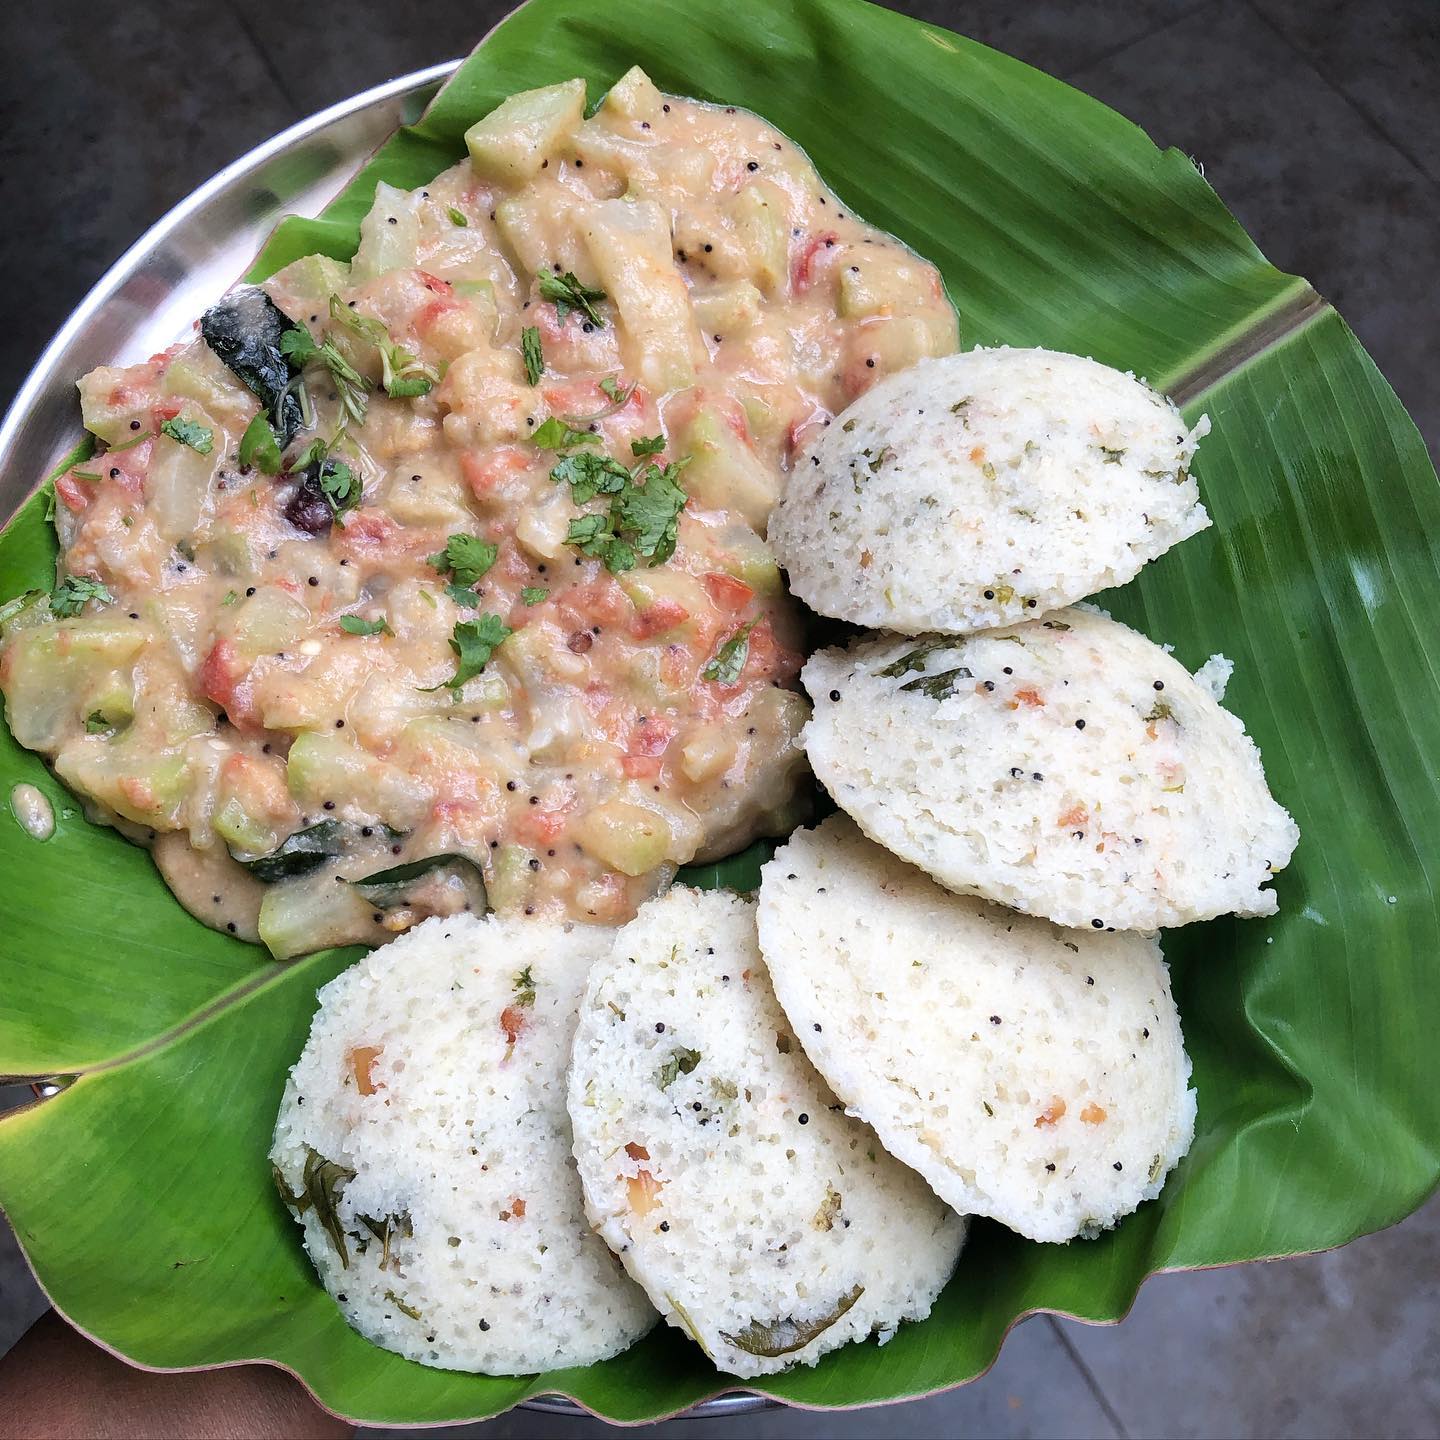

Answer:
[429,533,498,587]
[703,619,757,685]
[423,615,513,692]
[160,417,214,454]
[521,325,543,386]
[339,615,392,637]
[537,269,606,326]
[50,575,113,618]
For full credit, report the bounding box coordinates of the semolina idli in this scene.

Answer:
[567,887,965,1377]
[758,816,1196,1243]
[270,913,655,1374]
[801,606,1299,931]
[769,348,1210,633]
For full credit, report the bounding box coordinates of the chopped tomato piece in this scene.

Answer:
[1012,687,1045,708]
[703,573,754,611]
[413,298,458,335]
[630,597,689,639]
[333,508,398,556]
[54,475,91,513]
[520,808,569,845]
[792,231,839,292]
[560,577,631,628]
[738,621,801,685]
[1080,1102,1107,1125]
[198,639,258,728]
[460,446,532,499]
[119,776,157,811]
[1057,803,1089,830]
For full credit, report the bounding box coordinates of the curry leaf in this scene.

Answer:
[722,1285,865,1357]
[232,821,343,882]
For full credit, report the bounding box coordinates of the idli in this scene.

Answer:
[567,887,965,1377]
[801,606,1299,930]
[270,913,655,1374]
[769,348,1210,633]
[758,816,1196,1243]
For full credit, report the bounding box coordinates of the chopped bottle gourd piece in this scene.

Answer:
[77,366,153,445]
[574,799,676,876]
[268,253,353,305]
[582,199,702,392]
[1,620,148,749]
[838,251,936,318]
[258,872,386,960]
[726,182,790,295]
[691,281,764,336]
[678,408,778,533]
[602,66,665,124]
[465,78,587,185]
[351,182,422,284]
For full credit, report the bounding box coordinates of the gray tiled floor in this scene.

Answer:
[2,3,1437,1437]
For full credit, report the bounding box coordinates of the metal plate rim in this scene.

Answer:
[0,59,462,521]
[3,60,771,1423]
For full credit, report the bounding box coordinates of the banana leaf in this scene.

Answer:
[0,0,1436,1423]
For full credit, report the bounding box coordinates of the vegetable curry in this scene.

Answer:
[0,68,955,958]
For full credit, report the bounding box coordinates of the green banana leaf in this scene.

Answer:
[1,0,1436,1423]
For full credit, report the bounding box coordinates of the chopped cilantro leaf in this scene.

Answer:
[328,296,437,401]
[521,326,543,386]
[386,376,433,398]
[425,614,512,692]
[50,575,113,618]
[537,269,606,326]
[532,416,599,450]
[160,417,214,454]
[520,586,548,605]
[446,206,468,227]
[562,374,635,424]
[631,434,665,458]
[703,618,757,685]
[239,414,282,474]
[616,460,688,566]
[85,711,112,734]
[429,534,498,587]
[290,437,328,473]
[565,513,612,549]
[319,459,361,516]
[221,590,239,607]
[445,582,479,608]
[279,326,319,364]
[339,615,392,636]
[552,450,631,503]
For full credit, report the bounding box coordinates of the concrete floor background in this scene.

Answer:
[0,2,1437,1436]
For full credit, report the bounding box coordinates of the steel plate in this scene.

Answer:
[0,59,770,1422]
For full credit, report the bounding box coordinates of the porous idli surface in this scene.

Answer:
[567,887,965,1377]
[758,815,1196,1243]
[270,913,655,1374]
[769,348,1210,634]
[801,605,1299,931]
